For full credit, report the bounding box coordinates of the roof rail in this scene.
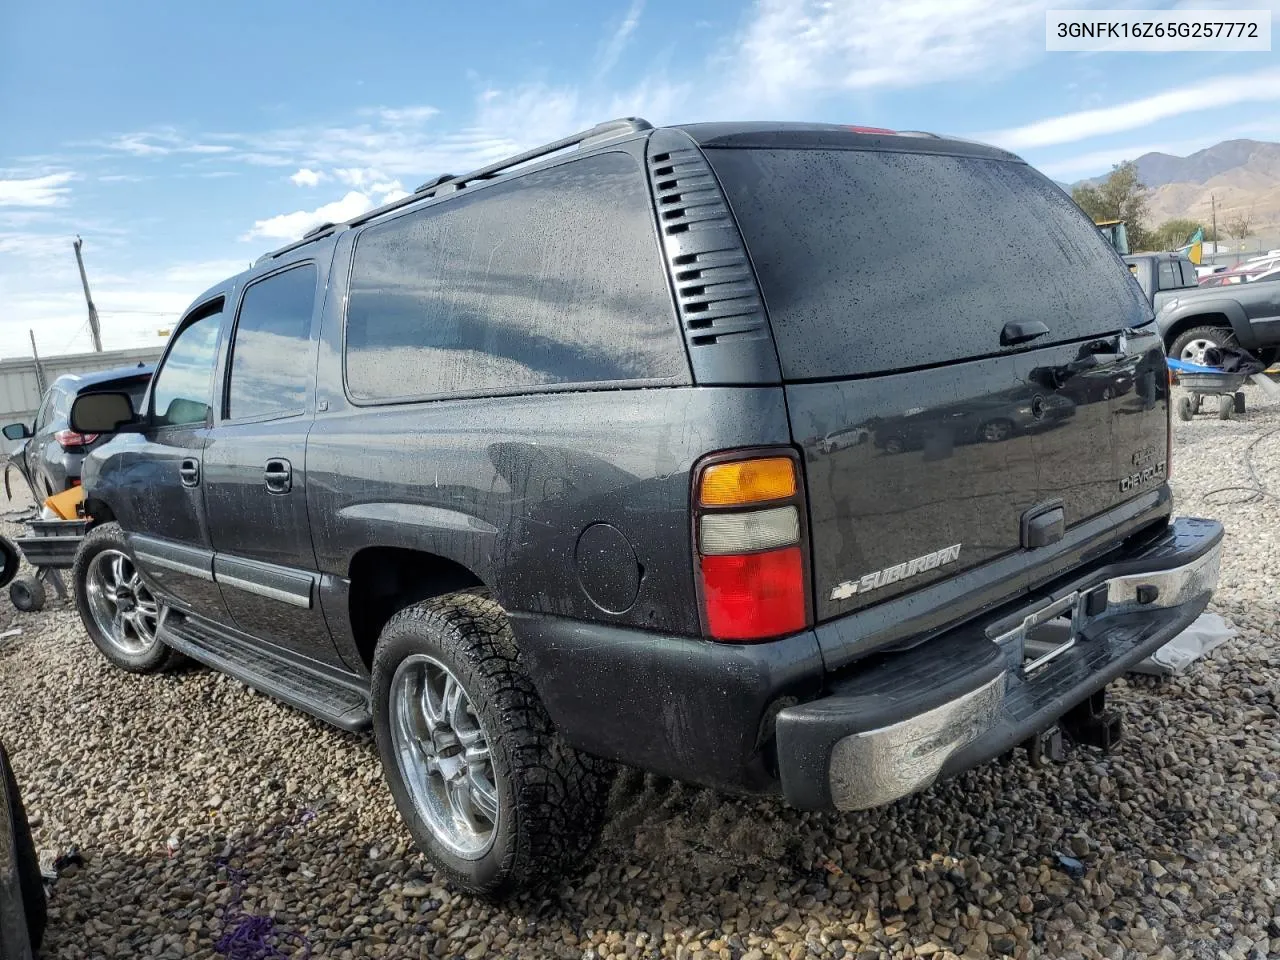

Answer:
[254,117,653,265]
[348,116,653,228]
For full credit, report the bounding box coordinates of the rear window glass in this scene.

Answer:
[705,148,1151,380]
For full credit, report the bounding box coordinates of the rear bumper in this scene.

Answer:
[775,517,1223,810]
[512,516,1222,806]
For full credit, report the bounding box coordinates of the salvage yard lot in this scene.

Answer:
[2,394,1278,960]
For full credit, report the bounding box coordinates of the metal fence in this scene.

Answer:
[0,346,164,427]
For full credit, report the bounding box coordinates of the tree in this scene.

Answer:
[1072,161,1151,250]
[1224,208,1254,243]
[1151,218,1213,252]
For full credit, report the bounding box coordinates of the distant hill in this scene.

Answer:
[1070,139,1280,241]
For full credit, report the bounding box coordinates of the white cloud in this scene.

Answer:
[596,0,644,78]
[0,172,74,207]
[723,0,1060,111]
[290,168,326,187]
[982,67,1280,150]
[241,191,376,241]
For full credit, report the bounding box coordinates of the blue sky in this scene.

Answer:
[1,0,1278,357]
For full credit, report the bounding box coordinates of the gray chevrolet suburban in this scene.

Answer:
[69,119,1222,897]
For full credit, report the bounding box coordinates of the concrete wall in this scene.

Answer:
[0,346,164,426]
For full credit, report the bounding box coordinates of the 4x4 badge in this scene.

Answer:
[829,544,962,601]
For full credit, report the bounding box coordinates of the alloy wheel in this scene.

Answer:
[84,549,159,656]
[390,654,500,859]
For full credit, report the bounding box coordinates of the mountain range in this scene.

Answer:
[1068,139,1280,245]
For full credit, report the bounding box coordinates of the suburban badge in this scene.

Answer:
[829,544,963,601]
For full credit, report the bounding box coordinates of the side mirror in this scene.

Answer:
[1,423,31,441]
[70,391,140,435]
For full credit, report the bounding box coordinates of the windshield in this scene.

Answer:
[705,147,1151,380]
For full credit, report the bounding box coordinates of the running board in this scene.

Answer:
[159,609,372,731]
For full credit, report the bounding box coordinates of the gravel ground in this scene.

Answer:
[1,389,1278,960]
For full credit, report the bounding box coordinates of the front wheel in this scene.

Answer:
[371,592,613,898]
[72,522,183,673]
[1169,325,1234,366]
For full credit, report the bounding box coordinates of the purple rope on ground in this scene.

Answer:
[211,810,317,960]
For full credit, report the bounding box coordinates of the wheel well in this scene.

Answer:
[1163,313,1231,352]
[83,498,115,528]
[348,547,484,669]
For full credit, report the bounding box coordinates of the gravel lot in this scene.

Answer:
[1,389,1278,960]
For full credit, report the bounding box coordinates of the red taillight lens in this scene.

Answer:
[694,451,811,642]
[847,125,896,135]
[54,429,98,449]
[700,547,807,641]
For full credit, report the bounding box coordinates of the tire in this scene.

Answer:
[1234,391,1246,415]
[1,743,46,950]
[1218,395,1234,420]
[72,522,183,673]
[0,537,18,590]
[1177,395,1194,421]
[371,592,613,898]
[1168,325,1234,365]
[9,576,45,613]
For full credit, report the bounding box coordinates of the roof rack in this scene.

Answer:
[253,117,652,266]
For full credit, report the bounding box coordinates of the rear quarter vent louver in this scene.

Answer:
[645,129,780,384]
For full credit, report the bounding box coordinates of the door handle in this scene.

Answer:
[179,458,200,488]
[264,458,292,494]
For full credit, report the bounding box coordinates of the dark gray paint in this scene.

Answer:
[79,121,1192,799]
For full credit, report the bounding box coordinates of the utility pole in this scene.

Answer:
[72,235,103,352]
[29,330,47,396]
[1210,194,1218,253]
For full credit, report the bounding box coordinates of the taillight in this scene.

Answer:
[694,451,811,642]
[54,429,98,449]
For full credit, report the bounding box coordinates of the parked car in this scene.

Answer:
[1,740,45,960]
[1155,273,1280,365]
[1125,252,1199,314]
[69,118,1221,898]
[2,365,153,499]
[1195,264,1228,280]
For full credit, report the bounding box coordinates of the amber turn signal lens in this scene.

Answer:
[699,457,796,506]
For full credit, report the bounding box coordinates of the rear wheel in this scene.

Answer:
[371,592,612,898]
[1169,325,1233,366]
[72,522,182,673]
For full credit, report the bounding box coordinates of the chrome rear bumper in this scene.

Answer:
[776,518,1224,812]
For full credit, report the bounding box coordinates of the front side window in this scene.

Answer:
[225,264,317,420]
[152,308,223,427]
[343,151,683,402]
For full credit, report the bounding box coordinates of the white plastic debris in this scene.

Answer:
[1130,612,1234,676]
[39,504,58,520]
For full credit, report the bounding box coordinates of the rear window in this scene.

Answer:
[705,148,1151,380]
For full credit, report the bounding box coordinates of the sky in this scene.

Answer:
[1,0,1279,358]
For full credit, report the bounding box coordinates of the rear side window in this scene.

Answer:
[705,148,1151,380]
[1178,261,1198,286]
[1158,261,1181,290]
[226,264,318,420]
[344,151,684,402]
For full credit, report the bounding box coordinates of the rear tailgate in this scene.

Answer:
[705,143,1167,625]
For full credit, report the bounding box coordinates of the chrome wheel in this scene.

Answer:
[1180,337,1218,365]
[85,549,159,656]
[390,654,499,859]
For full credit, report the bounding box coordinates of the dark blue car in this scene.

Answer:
[3,364,153,498]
